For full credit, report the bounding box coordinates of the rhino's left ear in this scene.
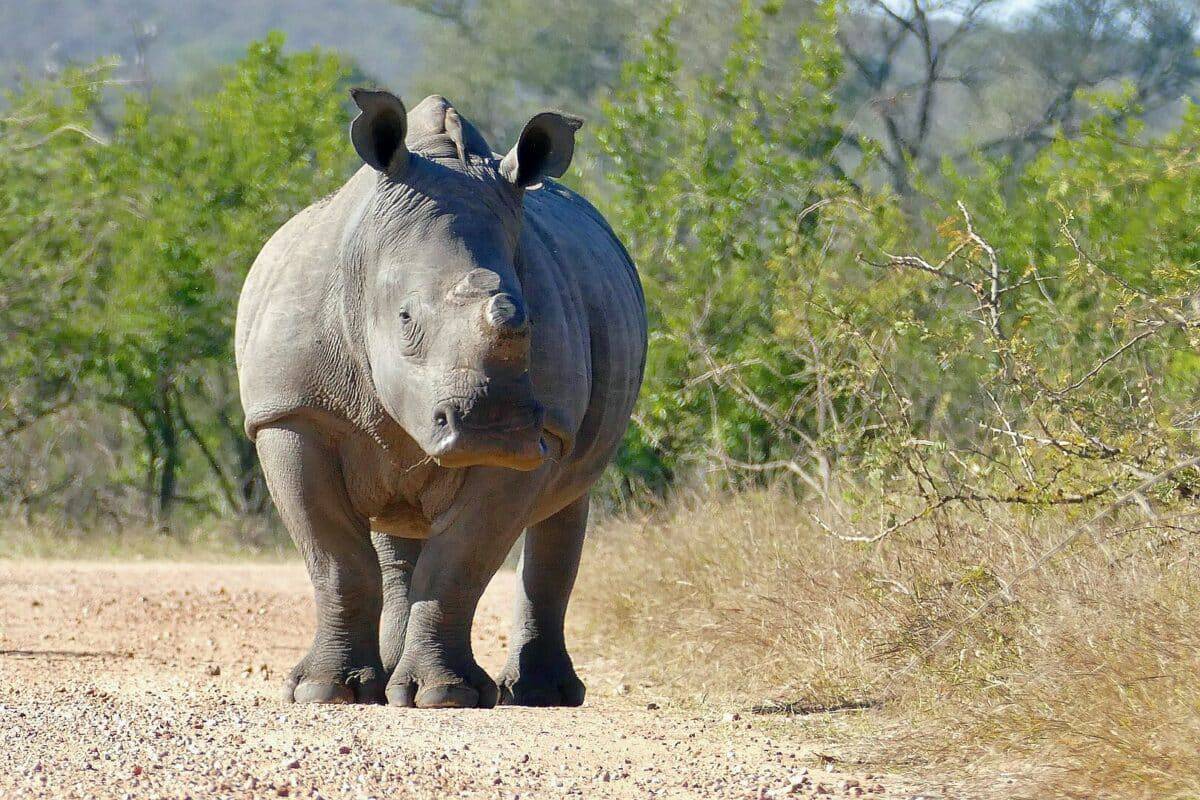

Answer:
[350,88,409,174]
[500,112,584,188]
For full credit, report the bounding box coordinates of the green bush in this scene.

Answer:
[1,35,352,524]
[592,2,1197,521]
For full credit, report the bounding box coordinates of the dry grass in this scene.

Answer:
[572,490,1200,799]
[0,514,292,561]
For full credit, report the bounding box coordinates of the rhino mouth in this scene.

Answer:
[429,426,548,471]
[426,401,548,471]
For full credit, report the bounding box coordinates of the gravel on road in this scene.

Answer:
[0,560,926,799]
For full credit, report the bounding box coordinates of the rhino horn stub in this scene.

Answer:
[446,271,528,333]
[486,293,528,333]
[448,268,503,301]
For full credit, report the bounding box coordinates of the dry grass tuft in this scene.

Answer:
[572,490,1200,799]
[0,513,292,561]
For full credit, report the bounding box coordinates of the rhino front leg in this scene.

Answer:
[498,494,588,706]
[257,420,385,704]
[371,533,423,673]
[386,473,537,709]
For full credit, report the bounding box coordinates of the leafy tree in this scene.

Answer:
[799,86,1200,532]
[590,0,1198,521]
[1,35,352,523]
[591,0,897,493]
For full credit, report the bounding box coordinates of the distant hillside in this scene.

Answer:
[0,0,427,91]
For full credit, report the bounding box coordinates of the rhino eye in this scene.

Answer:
[396,307,423,354]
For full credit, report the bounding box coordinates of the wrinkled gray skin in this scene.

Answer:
[234,90,646,709]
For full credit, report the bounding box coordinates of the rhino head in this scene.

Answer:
[343,89,581,472]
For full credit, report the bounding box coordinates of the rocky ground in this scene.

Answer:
[0,560,940,799]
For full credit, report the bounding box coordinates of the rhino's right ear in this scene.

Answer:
[500,112,583,188]
[350,88,409,174]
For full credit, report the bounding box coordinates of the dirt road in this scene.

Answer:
[0,560,923,799]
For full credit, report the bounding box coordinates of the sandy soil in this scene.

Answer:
[0,560,931,799]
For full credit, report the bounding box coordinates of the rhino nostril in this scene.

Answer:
[486,293,527,333]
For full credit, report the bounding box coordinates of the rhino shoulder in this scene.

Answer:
[235,171,376,439]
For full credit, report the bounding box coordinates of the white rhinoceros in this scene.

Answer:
[235,90,646,708]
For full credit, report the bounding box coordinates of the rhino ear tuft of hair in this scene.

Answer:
[500,112,584,189]
[350,88,409,174]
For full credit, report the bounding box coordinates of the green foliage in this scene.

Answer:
[0,66,111,436]
[592,1,1197,517]
[594,0,890,491]
[1,35,352,522]
[94,34,348,413]
[819,87,1200,525]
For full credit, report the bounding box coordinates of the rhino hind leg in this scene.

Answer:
[372,533,423,674]
[498,494,588,707]
[256,419,386,705]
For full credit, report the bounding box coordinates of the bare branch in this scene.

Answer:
[10,124,110,151]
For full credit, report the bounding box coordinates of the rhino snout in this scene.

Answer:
[428,395,547,471]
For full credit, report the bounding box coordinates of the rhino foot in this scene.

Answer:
[283,652,387,705]
[386,656,499,709]
[497,648,585,707]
